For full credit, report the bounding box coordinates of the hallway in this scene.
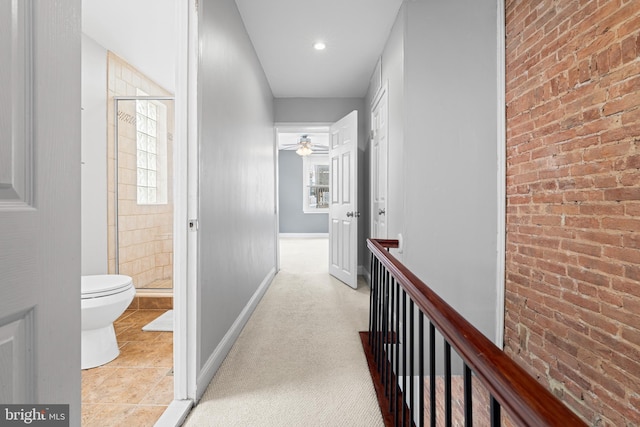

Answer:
[183,238,383,426]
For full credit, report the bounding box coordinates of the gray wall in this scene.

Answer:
[198,0,276,386]
[81,34,108,275]
[275,98,364,124]
[278,150,328,233]
[274,98,367,268]
[365,0,499,341]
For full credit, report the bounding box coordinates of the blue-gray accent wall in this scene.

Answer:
[279,150,328,233]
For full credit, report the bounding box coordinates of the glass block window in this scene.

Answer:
[135,90,168,205]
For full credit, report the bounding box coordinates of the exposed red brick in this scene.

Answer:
[623,234,640,249]
[603,187,640,201]
[601,217,640,232]
[621,34,638,63]
[565,216,600,229]
[567,265,611,287]
[624,265,640,282]
[600,122,640,144]
[575,230,623,246]
[578,255,625,276]
[610,42,622,69]
[602,91,640,116]
[597,288,624,307]
[563,291,600,312]
[506,0,640,423]
[612,277,640,299]
[609,74,640,99]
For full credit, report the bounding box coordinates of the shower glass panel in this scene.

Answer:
[114,97,174,291]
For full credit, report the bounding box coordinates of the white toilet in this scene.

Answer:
[81,274,135,369]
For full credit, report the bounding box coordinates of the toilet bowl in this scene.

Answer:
[81,274,135,369]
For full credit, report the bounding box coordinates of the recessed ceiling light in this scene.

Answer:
[313,41,326,51]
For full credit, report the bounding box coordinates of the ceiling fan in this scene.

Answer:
[277,131,330,156]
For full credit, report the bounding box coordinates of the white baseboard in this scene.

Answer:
[195,267,276,402]
[154,399,193,427]
[279,233,328,238]
[363,268,371,286]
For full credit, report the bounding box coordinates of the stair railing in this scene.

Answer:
[363,238,586,427]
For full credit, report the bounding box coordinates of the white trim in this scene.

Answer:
[274,122,332,133]
[171,0,190,404]
[279,233,328,238]
[195,267,276,401]
[274,126,281,272]
[186,0,200,401]
[369,82,389,240]
[153,399,192,427]
[157,1,195,424]
[495,0,506,348]
[369,57,382,98]
[371,80,388,109]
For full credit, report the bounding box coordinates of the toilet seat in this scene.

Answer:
[82,275,133,299]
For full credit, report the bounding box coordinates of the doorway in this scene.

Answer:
[275,111,359,289]
[80,1,193,425]
[370,84,389,240]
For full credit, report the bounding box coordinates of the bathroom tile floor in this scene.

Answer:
[81,309,173,427]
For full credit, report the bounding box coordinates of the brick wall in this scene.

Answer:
[504,0,640,425]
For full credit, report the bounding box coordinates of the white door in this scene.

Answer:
[370,86,388,239]
[0,0,81,418]
[329,111,358,288]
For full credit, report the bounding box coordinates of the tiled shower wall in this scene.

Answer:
[107,52,174,289]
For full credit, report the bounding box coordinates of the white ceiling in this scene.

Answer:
[82,0,403,99]
[82,0,176,94]
[235,0,403,98]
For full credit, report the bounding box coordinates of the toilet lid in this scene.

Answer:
[81,275,133,298]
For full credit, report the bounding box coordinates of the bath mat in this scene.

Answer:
[142,310,173,332]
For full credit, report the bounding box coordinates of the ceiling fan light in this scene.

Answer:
[296,135,313,156]
[296,145,312,156]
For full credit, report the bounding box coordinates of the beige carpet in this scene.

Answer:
[183,238,384,427]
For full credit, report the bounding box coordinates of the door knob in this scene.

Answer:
[346,211,361,218]
[346,211,354,217]
[378,208,386,215]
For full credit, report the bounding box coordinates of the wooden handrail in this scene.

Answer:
[368,238,586,427]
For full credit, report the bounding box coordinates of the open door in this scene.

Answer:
[328,111,358,288]
[0,0,81,419]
